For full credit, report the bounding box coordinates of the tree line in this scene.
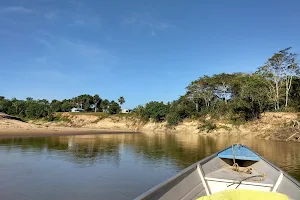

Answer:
[0,95,126,119]
[135,47,300,125]
[1,47,299,125]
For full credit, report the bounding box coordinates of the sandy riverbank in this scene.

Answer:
[0,118,137,138]
[1,112,300,141]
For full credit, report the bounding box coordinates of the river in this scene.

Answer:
[0,133,299,199]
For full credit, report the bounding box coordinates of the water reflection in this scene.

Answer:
[0,133,299,199]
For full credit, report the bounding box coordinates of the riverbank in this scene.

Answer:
[0,112,299,141]
[0,116,136,138]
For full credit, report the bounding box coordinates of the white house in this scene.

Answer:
[71,108,85,112]
[122,108,134,113]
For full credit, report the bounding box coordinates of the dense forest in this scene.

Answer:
[135,47,300,125]
[1,47,299,125]
[0,94,125,119]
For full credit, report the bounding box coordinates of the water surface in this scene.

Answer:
[0,133,299,199]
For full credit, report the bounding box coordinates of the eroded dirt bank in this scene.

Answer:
[1,112,300,141]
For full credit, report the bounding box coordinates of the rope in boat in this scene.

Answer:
[227,175,265,189]
[230,143,266,186]
[231,143,252,174]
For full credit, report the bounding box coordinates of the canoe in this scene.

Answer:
[135,144,300,200]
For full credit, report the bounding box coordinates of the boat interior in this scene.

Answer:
[136,145,300,200]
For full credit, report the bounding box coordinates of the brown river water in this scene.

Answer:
[0,133,299,200]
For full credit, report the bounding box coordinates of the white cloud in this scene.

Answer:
[0,30,23,37]
[68,0,84,8]
[36,38,53,49]
[30,69,65,80]
[151,30,156,36]
[0,6,35,14]
[58,37,118,66]
[63,2,101,28]
[123,13,179,35]
[44,11,58,20]
[68,16,101,27]
[156,23,178,30]
[34,32,118,70]
[35,55,47,63]
[73,19,85,26]
[123,17,136,24]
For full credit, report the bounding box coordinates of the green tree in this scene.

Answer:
[167,96,196,125]
[93,94,102,112]
[108,101,121,114]
[134,105,145,116]
[186,76,214,109]
[83,94,93,111]
[11,98,26,117]
[231,74,270,119]
[0,98,12,114]
[73,94,93,110]
[143,101,168,122]
[211,73,234,103]
[61,100,74,112]
[25,100,50,119]
[75,94,93,111]
[257,48,299,110]
[101,99,110,113]
[289,77,300,110]
[118,96,125,110]
[50,100,62,112]
[279,48,299,107]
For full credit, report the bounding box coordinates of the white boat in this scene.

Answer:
[135,144,300,200]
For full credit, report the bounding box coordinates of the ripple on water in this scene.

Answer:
[0,133,299,200]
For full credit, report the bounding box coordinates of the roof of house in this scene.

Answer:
[71,108,85,110]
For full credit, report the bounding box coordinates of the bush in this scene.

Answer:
[228,114,246,127]
[134,105,149,122]
[107,101,121,114]
[46,113,55,121]
[167,107,192,125]
[136,101,168,122]
[166,98,197,125]
[283,106,298,112]
[198,120,217,133]
[167,112,181,126]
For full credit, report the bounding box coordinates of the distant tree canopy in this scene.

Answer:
[135,101,169,122]
[118,96,125,109]
[0,94,124,120]
[1,47,299,125]
[100,99,110,113]
[135,47,300,125]
[107,101,121,114]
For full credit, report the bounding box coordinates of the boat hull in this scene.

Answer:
[135,145,300,200]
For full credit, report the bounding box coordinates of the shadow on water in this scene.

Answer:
[0,133,299,199]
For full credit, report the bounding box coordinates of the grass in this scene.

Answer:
[218,125,232,131]
[51,113,72,123]
[67,112,137,118]
[115,113,137,118]
[68,112,109,117]
[198,119,217,133]
[58,112,139,122]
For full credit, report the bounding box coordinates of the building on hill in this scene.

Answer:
[71,108,85,112]
[122,109,134,113]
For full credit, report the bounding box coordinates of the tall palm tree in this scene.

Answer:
[118,96,125,110]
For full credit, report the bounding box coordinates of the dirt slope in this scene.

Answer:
[38,112,300,141]
[1,112,299,141]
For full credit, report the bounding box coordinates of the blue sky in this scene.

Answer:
[1,0,300,108]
